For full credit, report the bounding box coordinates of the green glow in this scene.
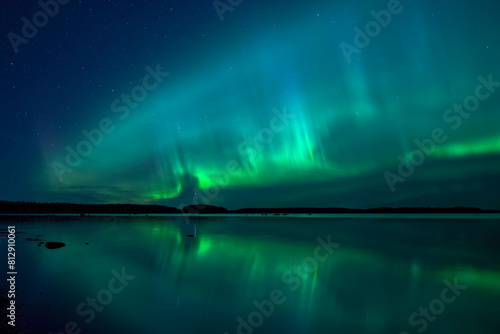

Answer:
[434,136,500,159]
[12,215,500,333]
[438,268,500,292]
[196,237,212,255]
[38,0,500,208]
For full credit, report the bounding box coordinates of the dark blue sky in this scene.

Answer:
[1,0,500,209]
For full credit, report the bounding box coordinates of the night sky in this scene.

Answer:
[1,0,499,209]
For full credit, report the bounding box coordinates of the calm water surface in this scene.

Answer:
[1,214,499,334]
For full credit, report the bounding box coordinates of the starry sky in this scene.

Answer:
[1,0,499,209]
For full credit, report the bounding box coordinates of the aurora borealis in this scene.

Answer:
[1,0,500,208]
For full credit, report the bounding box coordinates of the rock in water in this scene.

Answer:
[45,242,65,249]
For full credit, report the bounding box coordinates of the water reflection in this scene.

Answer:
[1,215,499,334]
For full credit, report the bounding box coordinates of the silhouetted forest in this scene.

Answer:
[232,207,499,214]
[182,204,229,214]
[0,201,179,214]
[0,200,498,214]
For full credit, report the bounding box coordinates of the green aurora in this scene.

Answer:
[2,0,499,208]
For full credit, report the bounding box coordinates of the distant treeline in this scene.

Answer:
[0,201,498,214]
[182,204,228,214]
[231,207,499,214]
[0,201,179,214]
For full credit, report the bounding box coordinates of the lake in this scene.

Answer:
[1,214,499,334]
